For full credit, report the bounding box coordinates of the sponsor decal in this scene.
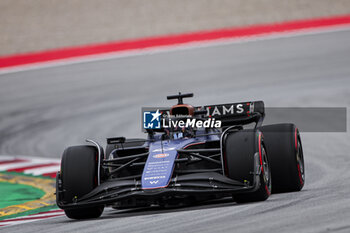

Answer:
[153,153,169,159]
[152,147,176,152]
[144,176,166,180]
[204,104,247,117]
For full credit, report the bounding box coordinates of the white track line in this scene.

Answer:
[0,155,60,163]
[0,157,18,162]
[19,211,64,219]
[24,165,60,176]
[0,210,65,227]
[0,162,39,171]
[0,155,60,174]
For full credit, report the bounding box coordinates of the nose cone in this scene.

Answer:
[141,142,178,189]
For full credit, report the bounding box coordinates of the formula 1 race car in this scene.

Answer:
[56,93,305,219]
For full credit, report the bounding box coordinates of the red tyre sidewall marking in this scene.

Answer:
[295,128,304,185]
[258,133,263,170]
[294,128,298,150]
[258,132,270,195]
[297,164,304,186]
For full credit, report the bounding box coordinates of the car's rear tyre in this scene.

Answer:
[224,129,271,203]
[259,123,305,193]
[61,145,104,219]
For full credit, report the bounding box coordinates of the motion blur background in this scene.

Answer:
[0,0,350,158]
[1,0,350,55]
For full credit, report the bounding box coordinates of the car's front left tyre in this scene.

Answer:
[60,145,104,219]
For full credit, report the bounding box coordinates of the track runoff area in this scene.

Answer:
[0,156,63,227]
[0,14,350,227]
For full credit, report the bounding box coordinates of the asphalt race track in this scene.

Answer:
[1,29,350,232]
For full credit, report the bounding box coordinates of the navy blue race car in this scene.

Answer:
[56,93,305,219]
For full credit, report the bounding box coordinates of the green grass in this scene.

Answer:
[0,182,45,209]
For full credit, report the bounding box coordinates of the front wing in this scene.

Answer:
[57,154,262,210]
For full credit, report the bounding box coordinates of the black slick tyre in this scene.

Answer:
[224,129,271,203]
[259,123,305,193]
[60,145,104,219]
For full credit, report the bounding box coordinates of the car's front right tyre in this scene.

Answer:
[223,129,271,203]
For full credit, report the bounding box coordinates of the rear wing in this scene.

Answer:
[162,93,264,126]
[201,101,264,118]
[200,101,265,127]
